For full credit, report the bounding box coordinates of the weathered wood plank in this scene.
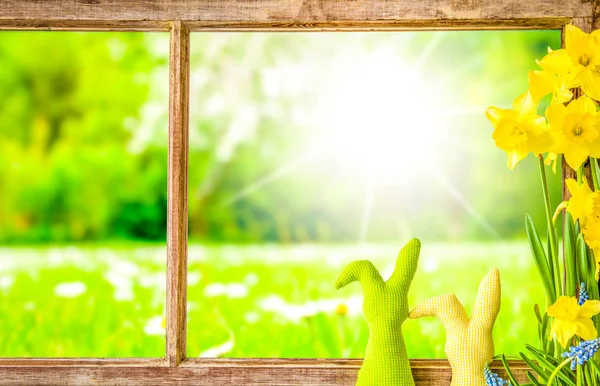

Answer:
[0,0,592,31]
[0,358,164,366]
[0,18,575,31]
[0,359,529,385]
[166,20,190,367]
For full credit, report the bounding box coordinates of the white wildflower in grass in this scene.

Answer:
[258,294,363,322]
[0,275,14,290]
[204,283,248,298]
[144,315,166,336]
[242,273,259,287]
[104,260,140,301]
[199,333,234,358]
[54,282,87,298]
[187,272,201,286]
[244,312,260,324]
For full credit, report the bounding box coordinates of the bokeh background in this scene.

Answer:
[0,31,561,357]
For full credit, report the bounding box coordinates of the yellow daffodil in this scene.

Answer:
[547,95,600,171]
[486,92,552,170]
[536,25,600,101]
[565,177,596,226]
[528,69,578,104]
[544,151,559,173]
[547,295,600,347]
[582,218,600,279]
[582,193,600,278]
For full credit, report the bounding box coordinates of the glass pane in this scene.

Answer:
[186,31,561,358]
[0,32,169,357]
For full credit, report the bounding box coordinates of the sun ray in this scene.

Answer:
[222,149,323,206]
[427,166,501,239]
[414,33,444,68]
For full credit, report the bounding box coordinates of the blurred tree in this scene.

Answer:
[0,31,562,244]
[0,32,168,243]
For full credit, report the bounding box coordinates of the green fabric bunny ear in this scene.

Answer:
[336,238,421,386]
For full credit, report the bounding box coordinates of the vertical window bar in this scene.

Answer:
[167,20,190,367]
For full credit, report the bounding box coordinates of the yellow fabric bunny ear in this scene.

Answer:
[409,268,501,386]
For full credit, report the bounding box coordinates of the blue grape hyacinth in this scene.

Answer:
[484,363,508,386]
[562,338,600,370]
[579,282,589,306]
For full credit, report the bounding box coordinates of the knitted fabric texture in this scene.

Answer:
[336,238,421,386]
[409,268,501,386]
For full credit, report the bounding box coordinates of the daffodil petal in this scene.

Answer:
[565,178,579,196]
[527,129,553,154]
[546,103,568,130]
[581,69,600,102]
[568,95,597,114]
[588,136,600,159]
[551,318,578,348]
[555,88,574,105]
[528,70,554,103]
[485,106,508,127]
[513,92,537,120]
[579,299,600,318]
[545,152,559,174]
[561,68,581,90]
[506,149,528,170]
[576,317,598,340]
[565,145,590,171]
[566,24,589,55]
[536,48,577,75]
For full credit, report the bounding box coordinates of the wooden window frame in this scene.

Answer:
[0,1,596,384]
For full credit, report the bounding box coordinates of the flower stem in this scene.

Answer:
[546,357,572,386]
[539,155,560,297]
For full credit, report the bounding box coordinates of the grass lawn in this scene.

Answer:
[0,241,543,358]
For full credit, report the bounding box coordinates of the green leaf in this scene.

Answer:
[591,157,600,191]
[565,211,578,297]
[577,235,591,294]
[501,354,521,386]
[526,370,543,386]
[525,345,576,386]
[534,304,543,325]
[526,214,556,304]
[520,352,551,382]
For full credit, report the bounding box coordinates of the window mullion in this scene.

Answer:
[166,20,190,367]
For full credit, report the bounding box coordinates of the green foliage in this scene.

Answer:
[0,33,168,243]
[0,31,562,244]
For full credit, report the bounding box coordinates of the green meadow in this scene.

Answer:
[0,31,561,359]
[0,241,543,358]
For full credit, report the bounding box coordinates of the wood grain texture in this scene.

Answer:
[166,20,190,367]
[0,359,529,385]
[0,0,592,31]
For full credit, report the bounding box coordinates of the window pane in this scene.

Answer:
[0,32,169,357]
[186,31,561,358]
